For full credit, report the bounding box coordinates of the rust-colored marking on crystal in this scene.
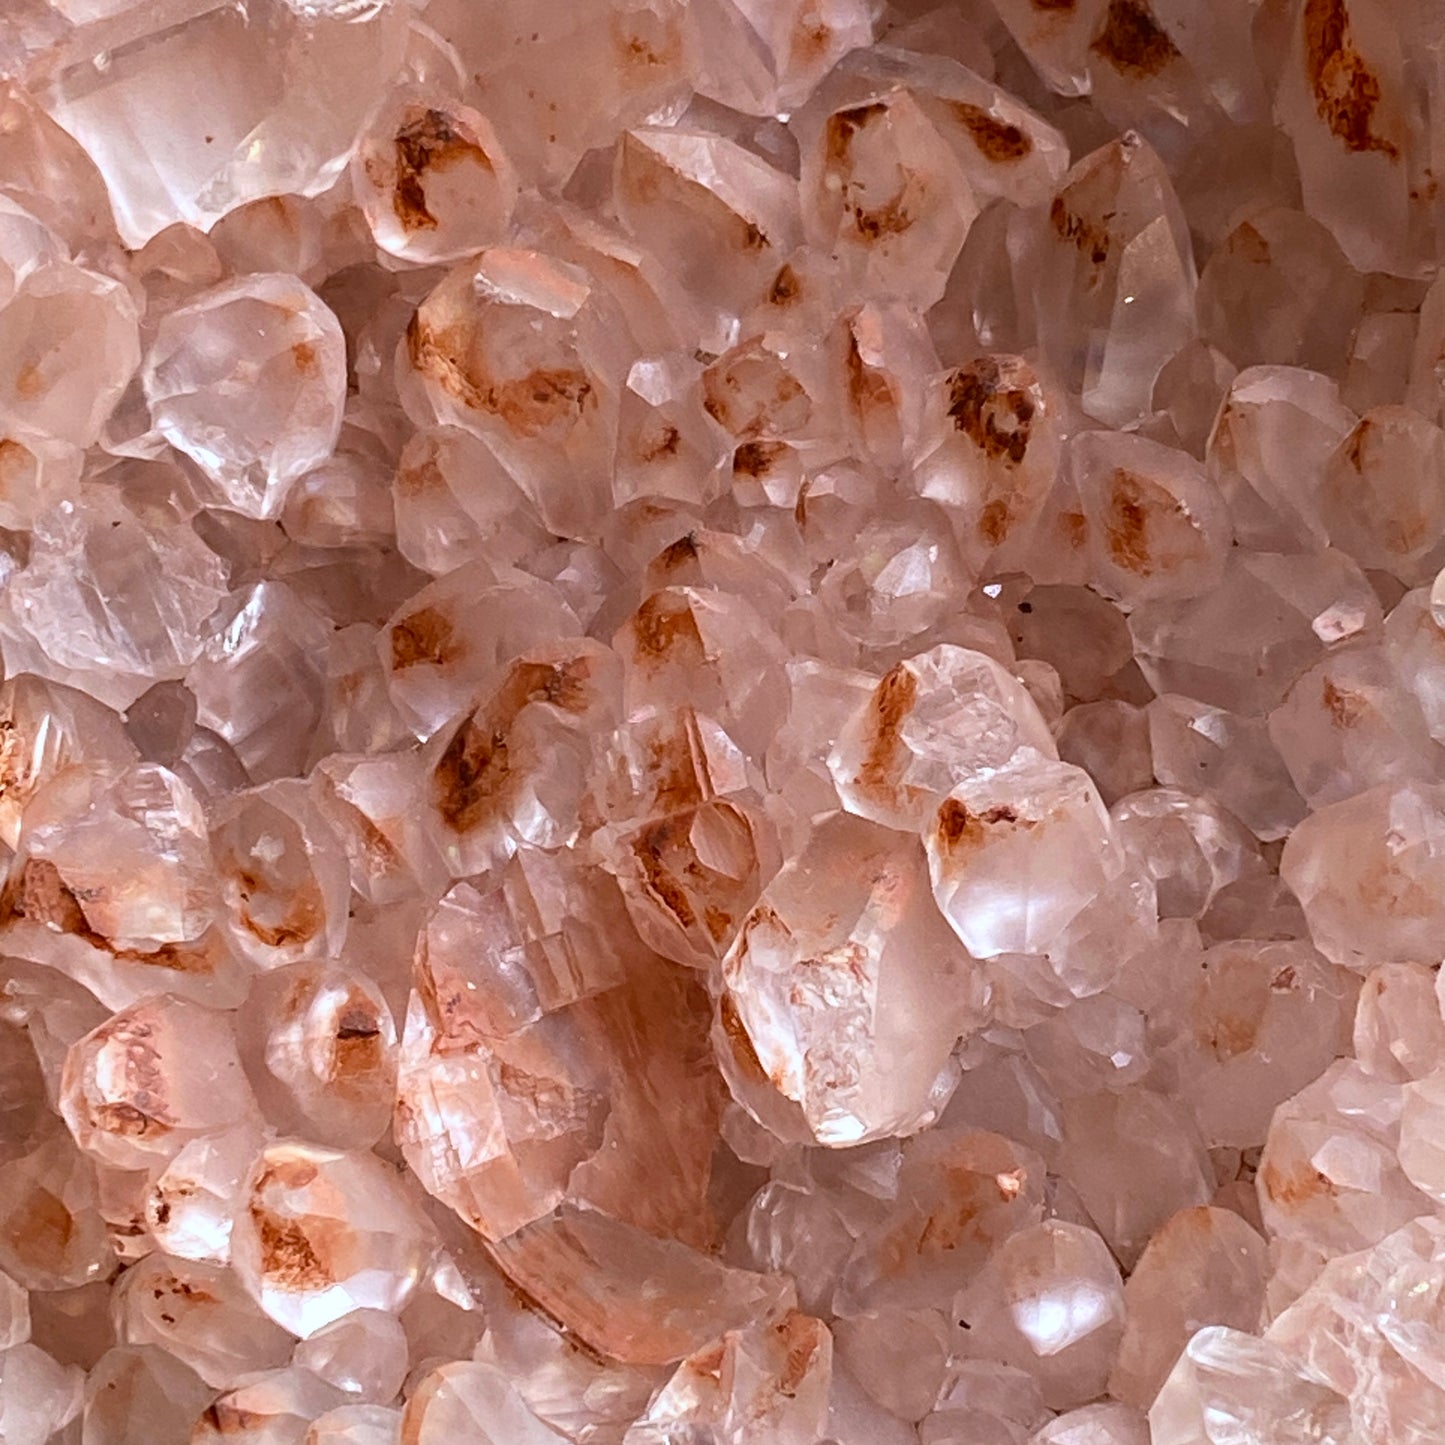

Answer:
[1229,221,1272,265]
[774,1311,821,1399]
[855,663,918,794]
[824,103,917,241]
[632,818,698,930]
[846,329,892,421]
[790,1,833,64]
[3,1186,74,1270]
[690,1338,728,1383]
[769,264,802,306]
[1200,1010,1257,1060]
[128,936,219,975]
[0,438,30,494]
[638,423,681,463]
[253,1211,332,1289]
[235,868,322,949]
[734,440,787,478]
[621,33,666,66]
[852,191,914,241]
[92,1016,176,1140]
[978,499,1014,547]
[1322,677,1366,728]
[493,368,594,436]
[2,857,88,933]
[654,533,699,572]
[1060,510,1090,548]
[936,799,1032,853]
[703,904,733,943]
[93,1101,167,1138]
[407,313,593,437]
[13,362,44,399]
[1343,413,1373,471]
[200,1402,268,1436]
[1050,196,1112,266]
[642,718,706,815]
[1104,470,1158,575]
[390,107,493,232]
[434,714,512,834]
[950,102,1032,161]
[1090,0,1180,77]
[719,991,769,1085]
[1,858,218,973]
[430,654,593,833]
[530,656,595,714]
[826,102,888,165]
[390,605,461,671]
[739,219,770,251]
[702,350,807,438]
[947,358,1035,464]
[1302,0,1399,158]
[913,1170,1000,1258]
[631,591,704,667]
[1262,1159,1338,1205]
[331,1002,384,1079]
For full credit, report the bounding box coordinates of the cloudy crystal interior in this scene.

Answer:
[0,0,1442,1442]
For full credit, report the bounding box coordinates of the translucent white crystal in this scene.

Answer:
[719,810,986,1145]
[142,273,347,518]
[229,1141,430,1337]
[37,0,409,246]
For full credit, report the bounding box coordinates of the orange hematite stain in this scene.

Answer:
[1302,0,1400,159]
[253,1210,332,1289]
[1201,1010,1258,1061]
[0,437,31,494]
[950,102,1033,162]
[734,440,788,478]
[0,857,220,974]
[978,500,1013,547]
[630,592,705,668]
[854,663,918,795]
[1090,0,1181,78]
[769,264,802,306]
[325,1000,385,1082]
[1104,469,1156,575]
[406,313,593,438]
[947,358,1036,465]
[390,605,462,671]
[826,101,888,166]
[3,1186,75,1267]
[1262,1158,1339,1205]
[718,990,769,1087]
[631,816,699,931]
[432,656,595,834]
[1050,196,1111,266]
[935,799,1032,854]
[1321,677,1367,728]
[773,1311,824,1398]
[389,107,494,232]
[291,341,319,377]
[845,329,893,422]
[14,361,45,398]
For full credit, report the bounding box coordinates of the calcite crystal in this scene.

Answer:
[1,0,1445,1441]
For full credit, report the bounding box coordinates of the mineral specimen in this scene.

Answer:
[0,0,1440,1442]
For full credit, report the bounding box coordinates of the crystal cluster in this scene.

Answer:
[2,0,1445,1442]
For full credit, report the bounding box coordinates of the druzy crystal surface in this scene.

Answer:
[2,1,1445,1442]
